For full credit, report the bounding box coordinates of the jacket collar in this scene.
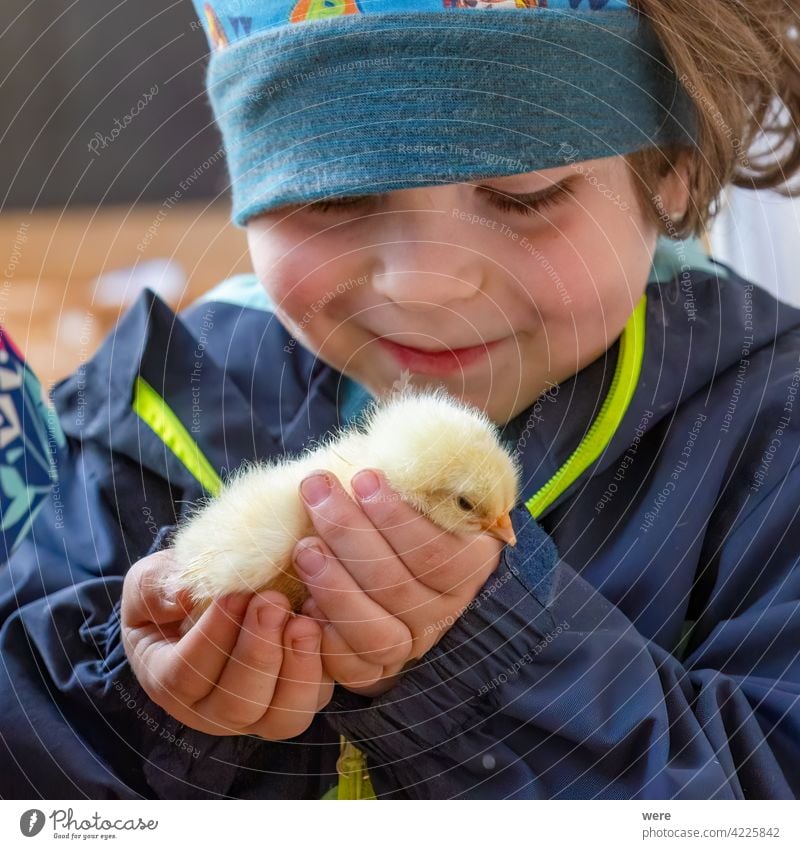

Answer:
[51,290,342,500]
[577,261,800,495]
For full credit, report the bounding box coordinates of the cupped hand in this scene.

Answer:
[293,469,506,696]
[121,550,333,739]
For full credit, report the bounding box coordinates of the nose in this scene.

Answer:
[371,190,487,312]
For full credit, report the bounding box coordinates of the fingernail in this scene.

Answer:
[257,602,289,630]
[304,599,325,621]
[292,633,320,654]
[301,473,331,507]
[295,540,326,576]
[352,469,379,499]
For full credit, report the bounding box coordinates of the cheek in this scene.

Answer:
[522,200,650,314]
[271,274,315,313]
[249,228,365,334]
[503,222,582,321]
[505,201,652,365]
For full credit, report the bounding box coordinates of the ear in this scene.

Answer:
[657,149,692,220]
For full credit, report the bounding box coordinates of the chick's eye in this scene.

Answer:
[456,496,474,511]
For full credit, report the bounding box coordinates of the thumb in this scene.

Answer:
[122,550,192,628]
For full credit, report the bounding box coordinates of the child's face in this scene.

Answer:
[247,155,685,424]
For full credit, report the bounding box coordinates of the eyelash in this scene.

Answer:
[482,184,576,216]
[307,196,372,213]
[307,184,576,216]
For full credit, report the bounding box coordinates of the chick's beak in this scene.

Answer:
[483,512,517,546]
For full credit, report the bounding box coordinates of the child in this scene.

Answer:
[1,0,800,799]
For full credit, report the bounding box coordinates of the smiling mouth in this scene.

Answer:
[374,335,504,375]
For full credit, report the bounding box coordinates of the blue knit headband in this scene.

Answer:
[193,1,698,226]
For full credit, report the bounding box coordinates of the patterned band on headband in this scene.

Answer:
[192,1,698,226]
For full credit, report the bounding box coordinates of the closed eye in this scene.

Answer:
[477,178,578,217]
[306,194,375,213]
[304,178,578,216]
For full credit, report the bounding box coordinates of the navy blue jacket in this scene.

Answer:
[1,256,799,799]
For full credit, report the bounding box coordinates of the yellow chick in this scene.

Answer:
[169,386,520,612]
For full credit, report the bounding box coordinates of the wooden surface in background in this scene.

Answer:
[1,202,251,390]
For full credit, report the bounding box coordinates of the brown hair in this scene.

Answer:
[623,0,800,240]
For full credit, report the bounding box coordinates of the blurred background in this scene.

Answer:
[1,0,799,390]
[0,0,250,389]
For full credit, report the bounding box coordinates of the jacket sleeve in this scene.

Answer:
[0,447,338,799]
[0,573,269,798]
[0,451,266,801]
[325,486,800,799]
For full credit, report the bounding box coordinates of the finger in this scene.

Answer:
[303,598,385,692]
[299,469,436,618]
[250,616,326,741]
[192,592,291,732]
[317,672,335,712]
[293,534,412,667]
[352,468,500,596]
[307,587,440,671]
[122,551,192,629]
[134,592,253,711]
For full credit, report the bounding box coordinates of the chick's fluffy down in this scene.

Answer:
[170,438,363,611]
[167,387,520,614]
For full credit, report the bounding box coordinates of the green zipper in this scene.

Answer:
[132,376,223,496]
[525,292,647,519]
